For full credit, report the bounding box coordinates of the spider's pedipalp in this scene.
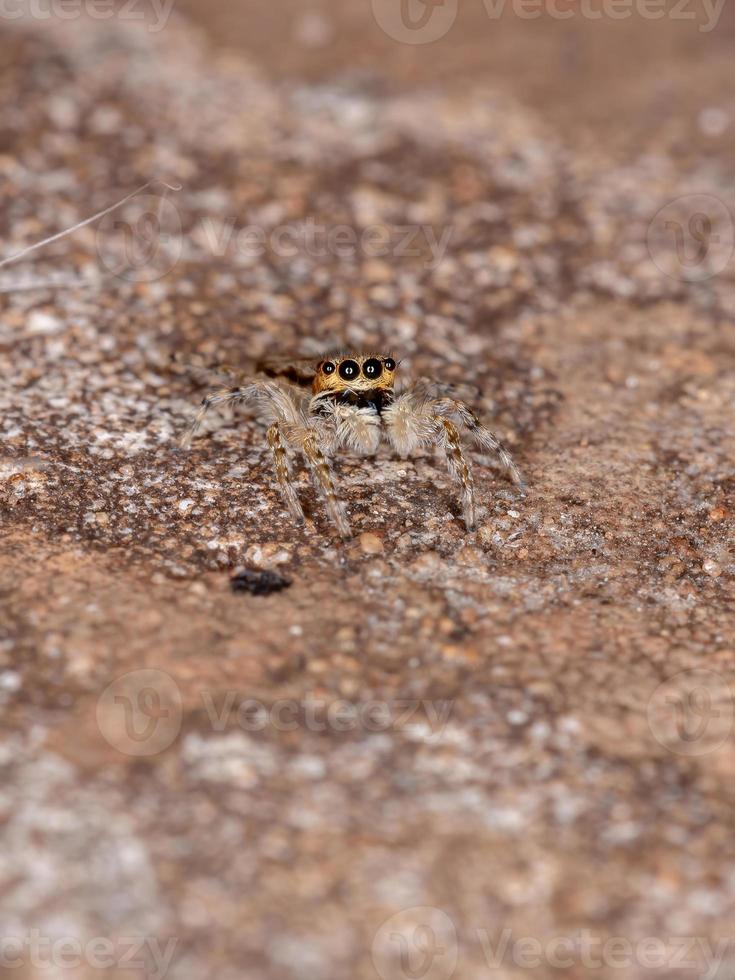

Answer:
[335,407,382,456]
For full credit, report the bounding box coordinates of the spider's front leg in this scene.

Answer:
[299,414,352,539]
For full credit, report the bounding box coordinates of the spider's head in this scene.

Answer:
[312,354,397,395]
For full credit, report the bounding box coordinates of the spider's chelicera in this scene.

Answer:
[181,353,524,539]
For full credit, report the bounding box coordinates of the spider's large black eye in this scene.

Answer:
[321,361,336,375]
[384,358,396,372]
[362,358,382,379]
[338,359,359,380]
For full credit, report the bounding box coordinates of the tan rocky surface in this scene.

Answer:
[2,5,735,979]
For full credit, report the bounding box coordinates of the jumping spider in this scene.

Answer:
[181,353,524,539]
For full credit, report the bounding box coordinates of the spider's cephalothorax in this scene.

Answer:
[181,352,524,540]
[312,354,397,415]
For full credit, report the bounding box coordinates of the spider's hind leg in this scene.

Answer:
[383,393,476,530]
[438,418,476,530]
[180,386,243,449]
[433,396,525,490]
[180,380,305,450]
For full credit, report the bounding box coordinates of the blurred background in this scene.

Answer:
[2,2,735,980]
[177,0,735,152]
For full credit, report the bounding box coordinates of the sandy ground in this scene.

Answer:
[2,3,735,979]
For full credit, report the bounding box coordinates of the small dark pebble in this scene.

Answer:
[230,568,292,596]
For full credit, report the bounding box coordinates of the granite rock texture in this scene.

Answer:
[1,6,735,979]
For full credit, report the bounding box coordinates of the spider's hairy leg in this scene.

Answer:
[432,396,525,490]
[180,380,302,449]
[301,431,351,539]
[267,422,305,526]
[181,380,349,537]
[385,392,476,529]
[438,418,476,530]
[180,386,239,449]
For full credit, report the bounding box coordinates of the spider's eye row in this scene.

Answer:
[362,358,382,379]
[384,358,396,372]
[321,361,336,375]
[339,359,360,380]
